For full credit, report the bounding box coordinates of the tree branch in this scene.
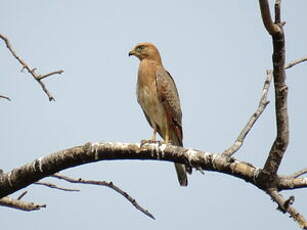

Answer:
[0,142,261,199]
[267,189,307,229]
[34,181,80,192]
[278,177,307,190]
[52,173,155,219]
[0,142,305,224]
[0,33,63,101]
[0,196,46,211]
[260,0,289,176]
[274,0,281,24]
[223,70,272,156]
[290,168,307,178]
[285,57,307,70]
[0,95,11,101]
[259,0,280,35]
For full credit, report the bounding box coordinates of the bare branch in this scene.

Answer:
[278,177,307,190]
[0,33,63,101]
[52,174,155,220]
[17,191,28,200]
[0,141,305,225]
[259,0,280,35]
[285,57,307,70]
[0,142,262,198]
[37,70,64,80]
[290,168,307,178]
[260,0,289,176]
[0,95,11,101]
[0,196,46,211]
[274,0,281,24]
[267,189,307,229]
[34,181,80,192]
[223,70,272,156]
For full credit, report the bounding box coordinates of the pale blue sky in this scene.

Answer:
[1,1,307,229]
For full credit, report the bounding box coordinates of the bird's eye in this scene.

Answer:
[136,46,144,52]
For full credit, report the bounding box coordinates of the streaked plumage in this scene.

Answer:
[129,42,188,186]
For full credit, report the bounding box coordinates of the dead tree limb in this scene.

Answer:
[290,168,307,178]
[0,95,11,101]
[34,181,80,192]
[0,196,46,211]
[257,1,307,228]
[0,141,306,220]
[223,70,272,156]
[259,0,289,177]
[52,173,155,219]
[285,57,307,70]
[0,33,63,101]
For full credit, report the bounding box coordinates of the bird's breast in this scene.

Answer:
[136,62,167,129]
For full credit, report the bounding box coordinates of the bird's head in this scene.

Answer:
[129,42,162,63]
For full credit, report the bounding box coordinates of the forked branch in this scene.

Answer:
[52,173,155,219]
[0,33,63,101]
[260,0,289,176]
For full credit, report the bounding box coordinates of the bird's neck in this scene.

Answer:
[141,56,163,67]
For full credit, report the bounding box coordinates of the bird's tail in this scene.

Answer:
[170,130,188,186]
[174,162,188,186]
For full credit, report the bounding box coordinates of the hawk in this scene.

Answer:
[129,42,188,186]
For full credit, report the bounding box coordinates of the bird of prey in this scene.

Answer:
[129,42,188,186]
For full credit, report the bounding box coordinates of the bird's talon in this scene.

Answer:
[140,139,161,147]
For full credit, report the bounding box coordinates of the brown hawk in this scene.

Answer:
[129,42,188,186]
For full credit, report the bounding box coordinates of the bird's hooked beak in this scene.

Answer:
[128,49,136,57]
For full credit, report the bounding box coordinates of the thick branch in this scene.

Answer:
[278,177,307,190]
[0,196,46,211]
[259,0,280,35]
[0,141,305,224]
[52,174,155,219]
[0,33,63,101]
[0,142,261,198]
[260,0,289,176]
[223,70,272,156]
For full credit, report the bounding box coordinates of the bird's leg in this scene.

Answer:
[161,128,171,145]
[151,129,157,141]
[140,128,161,146]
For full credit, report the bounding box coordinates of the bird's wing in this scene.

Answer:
[155,67,183,146]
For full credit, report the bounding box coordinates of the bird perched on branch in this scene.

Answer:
[129,42,188,186]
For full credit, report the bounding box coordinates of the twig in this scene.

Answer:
[0,95,11,101]
[37,70,64,80]
[267,189,307,229]
[17,191,28,200]
[0,196,46,211]
[290,168,307,178]
[0,33,63,101]
[52,173,155,220]
[223,70,272,156]
[34,181,80,192]
[285,57,307,70]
